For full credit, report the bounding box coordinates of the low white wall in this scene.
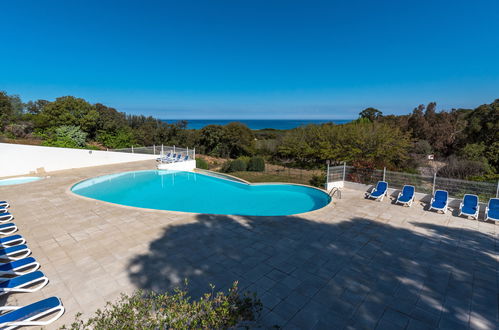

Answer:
[0,143,157,178]
[157,160,196,171]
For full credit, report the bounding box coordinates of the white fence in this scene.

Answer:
[327,164,499,200]
[0,143,157,178]
[110,145,195,161]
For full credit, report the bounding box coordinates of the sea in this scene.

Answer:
[161,119,352,130]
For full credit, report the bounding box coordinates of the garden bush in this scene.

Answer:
[63,282,262,329]
[42,125,87,148]
[228,159,247,172]
[196,158,209,170]
[247,156,265,172]
[309,174,326,188]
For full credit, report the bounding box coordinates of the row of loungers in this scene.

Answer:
[366,181,499,222]
[0,201,65,329]
[156,152,189,163]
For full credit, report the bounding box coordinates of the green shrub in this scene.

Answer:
[63,282,262,329]
[309,174,326,188]
[42,125,87,148]
[247,156,265,172]
[221,160,233,173]
[196,158,209,170]
[229,159,247,172]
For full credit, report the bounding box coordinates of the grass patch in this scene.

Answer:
[228,170,320,186]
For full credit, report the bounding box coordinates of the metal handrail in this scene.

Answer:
[328,187,342,199]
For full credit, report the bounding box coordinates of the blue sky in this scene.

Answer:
[1,0,499,119]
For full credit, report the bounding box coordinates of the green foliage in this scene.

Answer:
[277,122,411,169]
[63,282,262,329]
[413,140,433,155]
[96,128,135,149]
[438,156,492,180]
[35,96,99,136]
[196,158,209,170]
[309,174,326,188]
[197,123,255,158]
[43,125,87,148]
[359,107,383,121]
[0,91,19,130]
[228,159,248,172]
[247,156,265,172]
[459,143,487,162]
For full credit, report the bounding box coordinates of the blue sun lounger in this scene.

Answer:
[485,198,499,222]
[0,271,49,296]
[0,245,31,261]
[0,224,17,236]
[0,296,64,329]
[459,194,479,219]
[367,181,388,201]
[0,201,9,208]
[0,213,14,223]
[0,258,40,277]
[396,185,415,207]
[429,190,448,214]
[157,152,172,162]
[174,154,183,162]
[0,235,25,248]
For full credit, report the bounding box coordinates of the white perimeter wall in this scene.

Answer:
[0,143,157,178]
[157,160,196,171]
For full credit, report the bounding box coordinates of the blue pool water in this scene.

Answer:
[0,177,42,186]
[71,170,330,216]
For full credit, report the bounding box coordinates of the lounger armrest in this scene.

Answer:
[0,306,20,312]
[397,192,402,199]
[459,202,463,209]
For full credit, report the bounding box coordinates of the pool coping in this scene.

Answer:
[67,168,333,217]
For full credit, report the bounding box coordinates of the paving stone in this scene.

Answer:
[2,160,497,329]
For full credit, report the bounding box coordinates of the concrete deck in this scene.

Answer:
[1,160,497,329]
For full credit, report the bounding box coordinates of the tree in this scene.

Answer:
[34,96,99,137]
[359,107,383,122]
[0,91,23,130]
[25,99,50,115]
[221,122,255,158]
[277,121,411,169]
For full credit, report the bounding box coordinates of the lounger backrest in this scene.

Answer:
[434,190,448,201]
[489,198,499,210]
[463,194,478,208]
[177,154,182,159]
[402,185,415,196]
[376,181,388,192]
[0,296,62,324]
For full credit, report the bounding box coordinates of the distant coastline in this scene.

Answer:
[161,119,353,130]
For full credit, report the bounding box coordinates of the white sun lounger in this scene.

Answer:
[0,213,14,223]
[0,245,31,261]
[0,271,49,296]
[0,258,40,277]
[0,296,64,329]
[0,235,25,248]
[0,224,17,236]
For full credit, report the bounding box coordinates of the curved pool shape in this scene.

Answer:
[71,170,330,216]
[0,176,42,186]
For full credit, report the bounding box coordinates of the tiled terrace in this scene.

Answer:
[1,160,497,329]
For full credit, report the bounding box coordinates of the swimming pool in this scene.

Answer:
[71,170,330,216]
[0,176,42,186]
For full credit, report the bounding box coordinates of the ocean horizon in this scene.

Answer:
[161,119,353,130]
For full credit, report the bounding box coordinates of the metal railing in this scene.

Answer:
[327,163,499,200]
[110,145,196,161]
